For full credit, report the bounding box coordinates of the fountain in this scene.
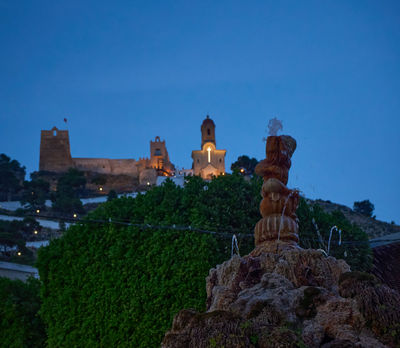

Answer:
[250,134,300,255]
[163,120,400,348]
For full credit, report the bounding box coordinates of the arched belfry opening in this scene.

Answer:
[52,127,58,136]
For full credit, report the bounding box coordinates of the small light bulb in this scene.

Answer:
[99,187,103,191]
[36,209,40,213]
[34,230,38,234]
[17,252,21,256]
[73,213,77,218]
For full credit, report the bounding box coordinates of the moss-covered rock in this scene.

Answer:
[295,286,323,319]
[339,271,400,346]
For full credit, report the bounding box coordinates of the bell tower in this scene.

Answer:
[201,115,216,148]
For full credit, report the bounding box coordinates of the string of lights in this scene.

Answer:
[23,213,400,246]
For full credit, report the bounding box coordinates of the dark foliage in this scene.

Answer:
[297,198,372,272]
[353,199,375,217]
[20,178,50,210]
[231,155,259,175]
[51,168,86,214]
[0,218,39,264]
[107,189,118,201]
[0,277,46,348]
[0,154,26,200]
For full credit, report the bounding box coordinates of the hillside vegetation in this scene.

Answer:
[35,174,372,347]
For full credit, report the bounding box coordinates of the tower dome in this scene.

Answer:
[201,115,216,148]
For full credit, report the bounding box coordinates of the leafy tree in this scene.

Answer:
[51,169,86,214]
[107,189,118,201]
[297,198,372,271]
[0,277,46,348]
[58,220,66,232]
[20,178,50,210]
[19,217,42,239]
[0,218,39,264]
[353,199,375,217]
[0,225,25,253]
[231,155,259,175]
[0,154,26,200]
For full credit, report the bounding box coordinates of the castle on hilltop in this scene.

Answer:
[39,127,174,192]
[39,116,226,192]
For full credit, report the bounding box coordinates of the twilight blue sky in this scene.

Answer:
[0,0,399,223]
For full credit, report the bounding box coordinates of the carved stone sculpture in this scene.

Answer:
[251,135,300,255]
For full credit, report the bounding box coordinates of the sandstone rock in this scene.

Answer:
[162,309,254,348]
[164,250,396,348]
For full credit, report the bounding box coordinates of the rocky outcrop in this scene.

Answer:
[162,250,400,347]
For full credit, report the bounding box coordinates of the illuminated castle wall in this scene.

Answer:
[39,127,174,188]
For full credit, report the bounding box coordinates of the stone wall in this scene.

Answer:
[73,158,139,177]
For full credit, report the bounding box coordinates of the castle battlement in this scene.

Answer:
[39,127,175,188]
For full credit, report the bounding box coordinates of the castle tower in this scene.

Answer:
[149,136,175,176]
[201,115,216,148]
[39,127,74,172]
[192,116,226,179]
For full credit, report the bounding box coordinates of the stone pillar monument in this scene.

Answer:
[251,135,300,255]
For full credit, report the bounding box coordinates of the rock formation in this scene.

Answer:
[162,134,400,348]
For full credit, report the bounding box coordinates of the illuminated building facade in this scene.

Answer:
[191,116,226,179]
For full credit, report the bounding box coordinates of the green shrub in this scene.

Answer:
[0,277,45,348]
[37,222,219,347]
